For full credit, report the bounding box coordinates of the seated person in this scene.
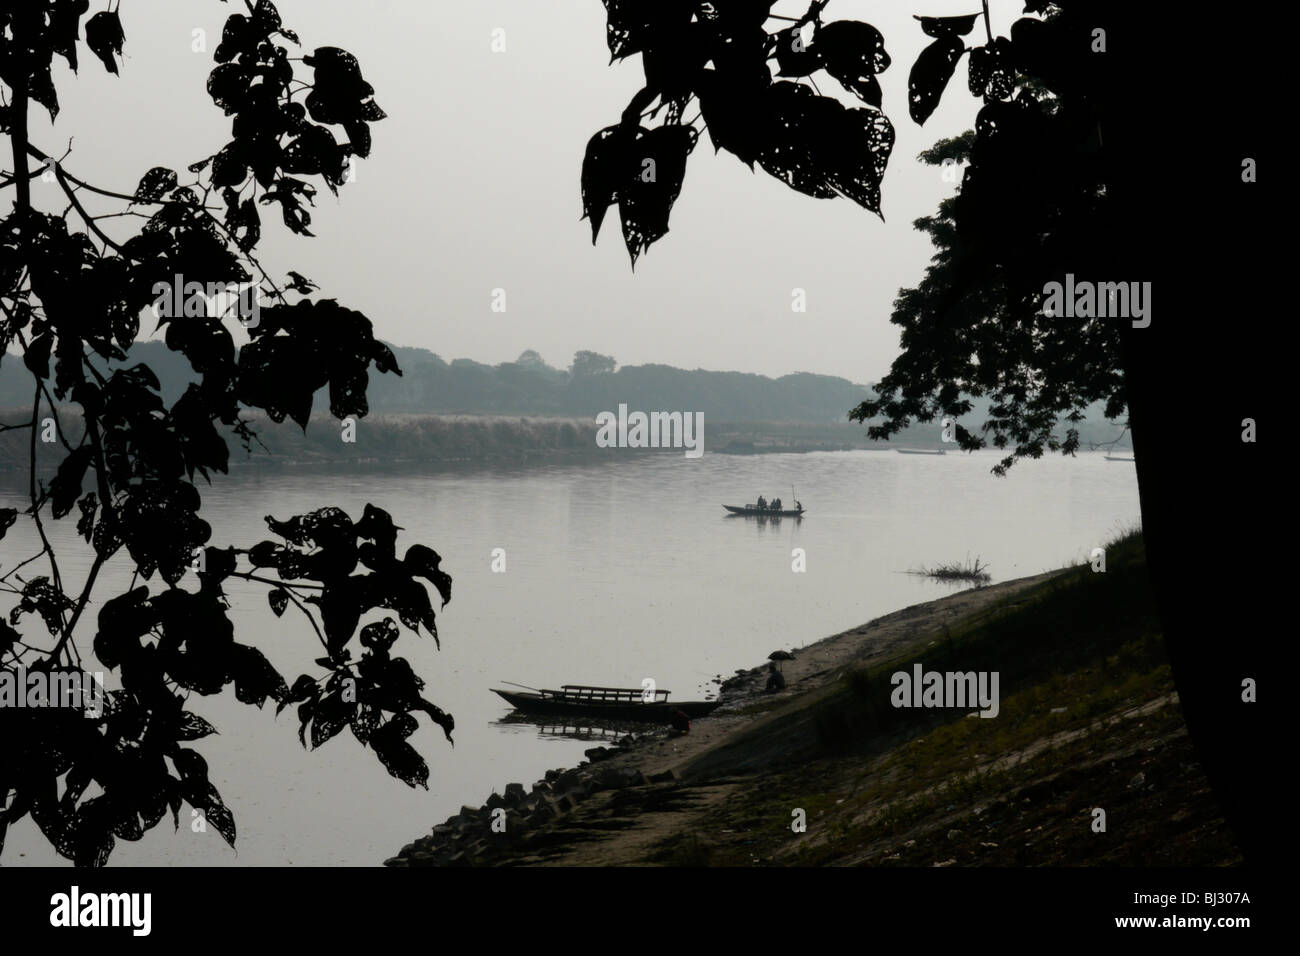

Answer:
[765,662,786,692]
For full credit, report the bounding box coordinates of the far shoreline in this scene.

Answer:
[0,408,1131,477]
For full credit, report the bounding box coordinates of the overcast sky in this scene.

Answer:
[28,0,990,383]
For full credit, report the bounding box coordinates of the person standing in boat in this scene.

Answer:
[772,497,782,512]
[756,495,767,511]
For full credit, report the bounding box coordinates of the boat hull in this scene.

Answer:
[492,689,721,722]
[723,505,805,517]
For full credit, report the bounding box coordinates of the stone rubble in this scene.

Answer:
[385,731,677,866]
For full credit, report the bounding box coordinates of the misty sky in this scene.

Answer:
[26,0,989,383]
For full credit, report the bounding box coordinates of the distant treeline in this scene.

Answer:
[0,411,897,475]
[0,343,868,424]
[0,344,1130,472]
[0,410,1131,476]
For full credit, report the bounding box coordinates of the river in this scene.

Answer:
[0,448,1139,865]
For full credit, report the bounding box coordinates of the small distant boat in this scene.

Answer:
[492,684,722,723]
[723,504,805,517]
[1104,455,1135,462]
[896,448,946,455]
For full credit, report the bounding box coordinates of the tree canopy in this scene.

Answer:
[850,115,1121,476]
[580,1,1269,863]
[583,1,1117,475]
[582,0,897,268]
[1,1,453,866]
[570,350,617,378]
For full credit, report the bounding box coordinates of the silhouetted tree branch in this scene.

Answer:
[1,0,453,867]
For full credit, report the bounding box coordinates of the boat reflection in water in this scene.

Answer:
[493,712,646,742]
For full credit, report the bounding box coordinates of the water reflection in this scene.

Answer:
[494,713,646,742]
[724,513,803,527]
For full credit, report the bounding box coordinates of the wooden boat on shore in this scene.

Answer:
[491,684,722,722]
[1104,455,1135,462]
[895,448,946,455]
[723,504,805,517]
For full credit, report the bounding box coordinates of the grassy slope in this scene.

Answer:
[650,532,1239,866]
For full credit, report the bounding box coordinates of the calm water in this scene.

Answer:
[1,449,1139,866]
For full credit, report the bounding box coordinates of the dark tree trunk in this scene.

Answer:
[1101,1,1270,864]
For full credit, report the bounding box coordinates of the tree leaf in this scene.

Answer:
[194,782,236,848]
[50,0,91,72]
[755,82,841,200]
[134,167,178,203]
[827,107,895,218]
[695,69,767,168]
[813,21,891,107]
[85,10,126,75]
[267,588,289,617]
[350,703,380,745]
[359,618,400,652]
[581,126,635,244]
[228,643,289,708]
[617,125,697,268]
[50,447,94,520]
[308,686,353,749]
[0,508,18,542]
[600,0,694,62]
[909,35,965,124]
[403,545,451,607]
[207,63,252,116]
[969,38,1016,99]
[916,14,981,39]
[175,712,218,742]
[252,0,284,36]
[171,748,209,785]
[28,67,60,120]
[369,712,429,788]
[211,142,248,188]
[414,696,455,745]
[76,493,98,542]
[277,674,318,717]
